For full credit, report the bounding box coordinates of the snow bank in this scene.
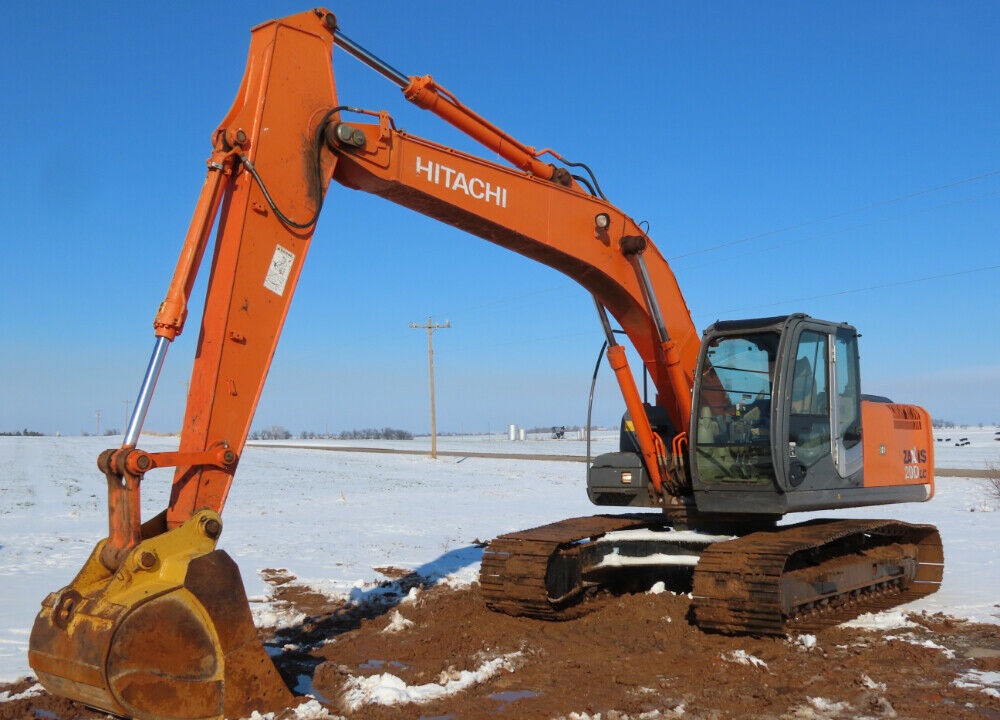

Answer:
[721,649,768,669]
[0,683,44,702]
[341,652,521,709]
[953,669,1000,699]
[242,698,344,719]
[381,609,414,633]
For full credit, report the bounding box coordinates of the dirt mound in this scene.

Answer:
[3,582,998,719]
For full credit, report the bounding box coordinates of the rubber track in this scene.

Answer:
[479,514,667,620]
[691,518,944,635]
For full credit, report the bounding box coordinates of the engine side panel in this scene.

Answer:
[860,401,934,495]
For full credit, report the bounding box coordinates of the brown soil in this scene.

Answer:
[3,574,998,720]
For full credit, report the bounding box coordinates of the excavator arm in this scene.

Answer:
[29,9,701,719]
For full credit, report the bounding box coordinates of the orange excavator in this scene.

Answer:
[28,9,943,720]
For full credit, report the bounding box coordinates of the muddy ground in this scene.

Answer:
[3,572,998,720]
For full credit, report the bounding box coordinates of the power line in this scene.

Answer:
[674,187,1000,273]
[406,169,1000,328]
[705,263,1000,317]
[308,171,998,357]
[668,168,1000,262]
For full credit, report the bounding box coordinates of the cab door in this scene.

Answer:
[785,328,832,485]
[783,322,863,488]
[832,328,863,478]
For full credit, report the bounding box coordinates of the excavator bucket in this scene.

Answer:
[28,510,293,720]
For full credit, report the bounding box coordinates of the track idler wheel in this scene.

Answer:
[28,511,293,720]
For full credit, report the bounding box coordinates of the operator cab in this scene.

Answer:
[587,314,932,515]
[689,313,928,515]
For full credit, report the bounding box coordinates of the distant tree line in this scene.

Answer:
[932,420,999,429]
[248,425,413,441]
[0,429,45,436]
[328,427,413,440]
[249,425,293,440]
[79,429,122,437]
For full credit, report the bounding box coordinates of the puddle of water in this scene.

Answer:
[294,673,313,695]
[489,689,543,710]
[359,658,410,670]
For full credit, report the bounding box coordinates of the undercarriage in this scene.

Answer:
[479,513,943,634]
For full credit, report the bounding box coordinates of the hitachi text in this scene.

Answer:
[415,156,508,208]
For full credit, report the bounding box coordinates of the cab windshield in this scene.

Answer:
[694,332,778,484]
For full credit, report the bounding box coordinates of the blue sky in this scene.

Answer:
[1,1,998,436]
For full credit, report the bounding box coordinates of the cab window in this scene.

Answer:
[693,332,778,484]
[835,330,862,447]
[788,331,830,467]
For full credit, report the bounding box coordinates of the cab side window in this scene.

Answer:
[788,331,831,467]
[835,331,862,447]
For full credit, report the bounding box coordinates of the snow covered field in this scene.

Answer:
[1,428,997,684]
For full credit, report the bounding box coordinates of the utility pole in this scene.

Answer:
[409,317,450,459]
